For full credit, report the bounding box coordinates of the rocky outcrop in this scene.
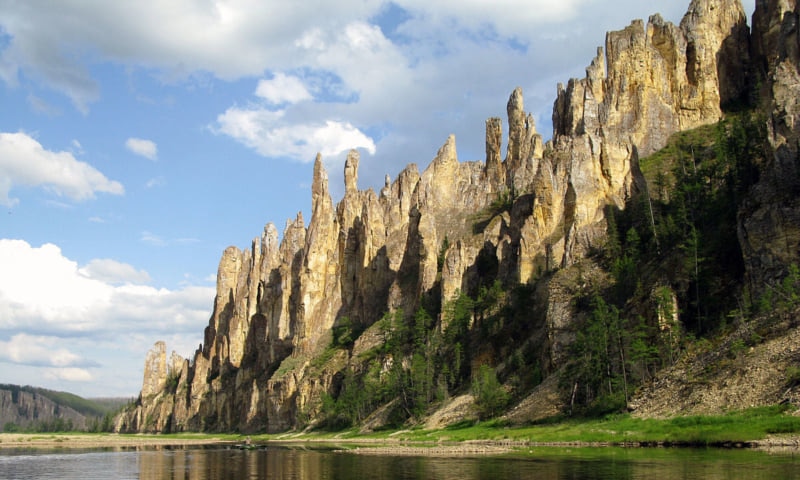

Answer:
[117,0,798,433]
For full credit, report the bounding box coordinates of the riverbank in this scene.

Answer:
[2,431,799,456]
[2,431,799,455]
[3,405,799,452]
[266,405,800,449]
[0,433,236,449]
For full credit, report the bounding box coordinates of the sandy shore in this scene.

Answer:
[0,433,234,450]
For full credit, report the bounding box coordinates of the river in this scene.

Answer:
[1,444,798,479]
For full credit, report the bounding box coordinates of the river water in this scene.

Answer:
[1,444,798,479]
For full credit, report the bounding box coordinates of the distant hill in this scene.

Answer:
[0,384,132,432]
[88,397,134,414]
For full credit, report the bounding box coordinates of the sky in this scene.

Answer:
[0,1,758,399]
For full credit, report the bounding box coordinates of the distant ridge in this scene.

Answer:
[0,384,130,432]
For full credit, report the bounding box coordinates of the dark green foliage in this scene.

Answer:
[87,412,117,433]
[628,317,661,383]
[624,111,769,334]
[472,364,510,419]
[565,295,628,412]
[611,228,641,304]
[320,280,540,427]
[786,365,800,387]
[583,392,628,418]
[437,236,450,273]
[758,263,800,314]
[165,370,180,394]
[323,306,443,427]
[332,316,364,349]
[3,422,20,432]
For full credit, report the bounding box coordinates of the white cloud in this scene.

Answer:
[0,239,214,336]
[27,93,61,116]
[0,131,124,207]
[0,237,212,394]
[71,139,84,154]
[215,107,376,162]
[0,333,97,368]
[255,73,312,105]
[125,137,158,160]
[44,368,93,382]
[140,231,167,247]
[79,258,152,285]
[394,0,586,39]
[0,0,383,110]
[145,176,166,188]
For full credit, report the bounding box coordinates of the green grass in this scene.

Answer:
[13,406,789,451]
[245,405,800,447]
[41,405,789,449]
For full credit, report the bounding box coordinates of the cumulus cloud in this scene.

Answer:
[0,0,382,110]
[0,333,99,368]
[0,239,213,393]
[125,137,158,160]
[0,239,214,336]
[0,0,703,177]
[79,258,152,285]
[255,73,312,105]
[215,107,376,162]
[0,132,124,207]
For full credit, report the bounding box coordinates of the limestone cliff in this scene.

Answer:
[117,0,800,433]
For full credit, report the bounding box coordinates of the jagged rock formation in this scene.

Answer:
[117,0,800,433]
[141,341,184,397]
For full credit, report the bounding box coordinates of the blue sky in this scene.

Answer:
[0,1,756,398]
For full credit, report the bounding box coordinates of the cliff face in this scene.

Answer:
[740,0,800,292]
[0,389,86,431]
[117,0,800,433]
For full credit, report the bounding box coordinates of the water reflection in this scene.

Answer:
[132,445,800,480]
[2,444,799,480]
